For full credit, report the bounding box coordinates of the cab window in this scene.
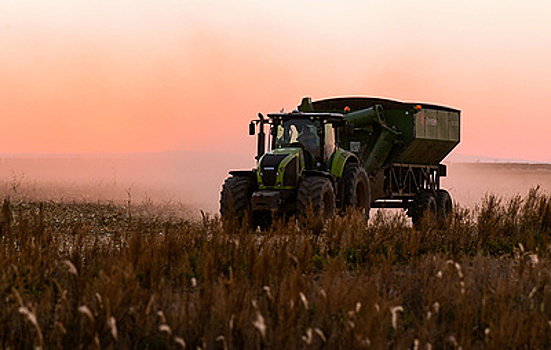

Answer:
[324,123,335,160]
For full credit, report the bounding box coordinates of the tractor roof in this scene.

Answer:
[267,111,344,123]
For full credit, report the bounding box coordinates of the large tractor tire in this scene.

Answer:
[342,164,371,218]
[220,175,256,228]
[297,176,336,221]
[410,191,438,228]
[436,189,453,222]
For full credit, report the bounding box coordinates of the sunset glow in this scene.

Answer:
[1,0,551,161]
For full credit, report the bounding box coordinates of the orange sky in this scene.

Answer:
[1,0,551,161]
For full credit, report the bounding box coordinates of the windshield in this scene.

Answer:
[274,119,320,156]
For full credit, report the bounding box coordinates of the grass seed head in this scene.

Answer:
[302,328,313,345]
[314,328,327,342]
[263,286,273,301]
[390,306,404,330]
[454,262,463,279]
[157,310,167,324]
[216,336,227,350]
[63,260,78,276]
[19,306,38,329]
[360,337,371,347]
[18,306,43,347]
[299,292,309,309]
[159,324,172,336]
[78,305,94,324]
[174,336,187,349]
[252,310,266,340]
[95,293,103,309]
[108,316,118,341]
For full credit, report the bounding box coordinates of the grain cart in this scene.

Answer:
[220,96,460,228]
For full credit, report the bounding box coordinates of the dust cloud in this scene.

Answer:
[0,152,254,215]
[0,153,549,217]
[442,162,551,208]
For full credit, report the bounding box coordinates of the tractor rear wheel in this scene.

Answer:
[297,176,336,222]
[342,164,371,218]
[220,175,256,228]
[410,191,438,228]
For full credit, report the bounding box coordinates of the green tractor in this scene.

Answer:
[220,96,460,228]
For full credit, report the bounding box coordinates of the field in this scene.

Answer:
[2,160,551,348]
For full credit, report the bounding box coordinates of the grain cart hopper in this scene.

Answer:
[220,96,460,228]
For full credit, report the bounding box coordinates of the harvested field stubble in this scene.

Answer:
[2,188,551,348]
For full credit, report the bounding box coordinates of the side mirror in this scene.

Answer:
[249,122,256,136]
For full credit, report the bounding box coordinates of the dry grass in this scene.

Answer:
[2,188,551,348]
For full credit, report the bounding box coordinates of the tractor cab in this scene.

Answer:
[257,112,345,170]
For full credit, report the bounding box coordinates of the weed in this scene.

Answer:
[1,189,551,348]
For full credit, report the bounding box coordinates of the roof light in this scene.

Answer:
[415,105,422,110]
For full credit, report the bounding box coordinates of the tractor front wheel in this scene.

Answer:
[220,175,256,229]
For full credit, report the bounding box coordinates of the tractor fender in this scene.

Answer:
[229,170,257,180]
[330,148,360,178]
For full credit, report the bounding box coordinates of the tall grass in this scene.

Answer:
[1,188,551,348]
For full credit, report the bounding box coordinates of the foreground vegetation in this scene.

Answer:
[2,188,551,348]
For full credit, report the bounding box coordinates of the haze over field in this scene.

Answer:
[0,151,255,212]
[0,152,550,216]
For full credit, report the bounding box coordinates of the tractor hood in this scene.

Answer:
[257,148,303,189]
